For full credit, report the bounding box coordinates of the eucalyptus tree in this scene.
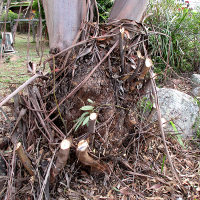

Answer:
[42,0,148,52]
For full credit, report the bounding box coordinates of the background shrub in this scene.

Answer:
[97,0,113,22]
[146,0,200,74]
[32,0,45,19]
[1,10,19,21]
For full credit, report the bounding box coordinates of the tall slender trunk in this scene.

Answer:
[43,0,148,51]
[0,0,3,19]
[42,0,87,51]
[109,0,148,22]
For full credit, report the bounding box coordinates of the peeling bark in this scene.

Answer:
[0,0,3,20]
[42,0,87,50]
[109,0,148,22]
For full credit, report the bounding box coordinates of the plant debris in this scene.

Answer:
[0,19,200,200]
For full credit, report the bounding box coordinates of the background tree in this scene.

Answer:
[42,0,148,51]
[0,0,3,19]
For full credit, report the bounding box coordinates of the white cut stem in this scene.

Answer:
[60,139,71,150]
[76,140,107,173]
[139,57,153,80]
[88,113,97,134]
[77,140,88,152]
[77,140,96,166]
[52,138,72,179]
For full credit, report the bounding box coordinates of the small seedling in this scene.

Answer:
[74,99,95,131]
[192,116,200,139]
[170,121,185,148]
[138,97,153,112]
[161,154,166,174]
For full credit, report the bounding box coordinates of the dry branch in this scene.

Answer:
[149,68,185,193]
[10,108,26,139]
[51,138,72,182]
[2,17,191,199]
[46,41,118,119]
[38,150,57,200]
[29,88,53,142]
[119,27,125,73]
[0,73,42,108]
[16,142,34,176]
[76,140,109,173]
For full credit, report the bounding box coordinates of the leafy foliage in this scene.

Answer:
[74,99,95,131]
[170,121,185,148]
[147,0,200,73]
[96,0,113,22]
[74,112,90,131]
[32,0,45,19]
[80,105,94,111]
[1,10,19,21]
[138,97,153,113]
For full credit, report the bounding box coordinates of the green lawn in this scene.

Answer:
[0,33,49,98]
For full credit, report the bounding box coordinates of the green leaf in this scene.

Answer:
[82,116,90,126]
[87,98,94,104]
[170,121,185,148]
[79,112,89,120]
[75,112,89,122]
[112,187,120,192]
[80,105,94,111]
[74,112,89,131]
[75,118,84,132]
[161,155,166,174]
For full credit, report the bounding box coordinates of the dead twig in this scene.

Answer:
[0,73,43,108]
[46,41,118,119]
[5,144,16,200]
[16,142,34,176]
[10,109,27,139]
[38,149,57,200]
[149,68,185,193]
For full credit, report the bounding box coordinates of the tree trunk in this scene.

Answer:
[109,0,148,22]
[43,0,148,51]
[0,0,3,19]
[42,0,87,51]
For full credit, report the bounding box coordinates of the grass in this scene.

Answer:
[0,33,49,98]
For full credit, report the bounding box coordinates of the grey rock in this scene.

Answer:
[191,74,200,87]
[154,88,199,138]
[191,87,200,98]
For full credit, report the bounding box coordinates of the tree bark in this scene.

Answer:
[0,0,3,20]
[109,0,148,22]
[42,0,148,51]
[42,0,87,51]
